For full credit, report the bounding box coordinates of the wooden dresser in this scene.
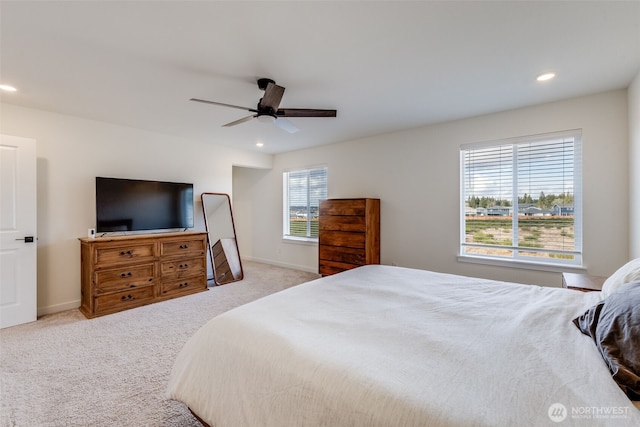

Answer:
[318,198,380,276]
[79,231,207,318]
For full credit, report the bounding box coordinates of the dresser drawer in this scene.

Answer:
[319,260,359,276]
[319,231,365,249]
[94,243,155,266]
[160,276,206,297]
[160,238,206,257]
[319,245,365,265]
[319,199,366,216]
[94,263,155,293]
[160,256,206,279]
[93,285,155,315]
[319,215,366,232]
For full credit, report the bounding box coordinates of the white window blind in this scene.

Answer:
[283,167,327,240]
[460,130,582,266]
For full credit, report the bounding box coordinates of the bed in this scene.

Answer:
[167,264,640,426]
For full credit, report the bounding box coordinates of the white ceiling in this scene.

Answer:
[1,1,639,154]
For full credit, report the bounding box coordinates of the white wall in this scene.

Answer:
[236,90,630,287]
[629,71,640,259]
[0,103,272,315]
[3,86,631,315]
[232,165,271,267]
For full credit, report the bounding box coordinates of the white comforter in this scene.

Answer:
[167,265,640,426]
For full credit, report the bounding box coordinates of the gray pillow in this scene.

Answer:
[573,281,640,400]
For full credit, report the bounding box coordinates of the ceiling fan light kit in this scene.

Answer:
[191,78,337,134]
[257,114,276,124]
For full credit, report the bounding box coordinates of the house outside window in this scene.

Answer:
[460,130,582,267]
[283,166,327,241]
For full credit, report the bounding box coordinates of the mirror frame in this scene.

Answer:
[201,192,244,285]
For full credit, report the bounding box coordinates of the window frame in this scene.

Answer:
[282,166,328,243]
[459,130,583,270]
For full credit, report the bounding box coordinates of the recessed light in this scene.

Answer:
[0,84,17,92]
[256,142,264,148]
[536,72,556,82]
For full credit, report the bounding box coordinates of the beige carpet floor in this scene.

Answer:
[0,261,319,427]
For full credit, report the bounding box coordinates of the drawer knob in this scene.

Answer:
[121,294,134,301]
[119,250,133,256]
[179,282,189,288]
[120,272,133,278]
[179,263,188,269]
[179,244,189,249]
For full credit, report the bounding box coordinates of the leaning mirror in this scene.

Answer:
[201,192,244,285]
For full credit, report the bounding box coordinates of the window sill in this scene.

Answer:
[282,236,318,246]
[457,254,586,273]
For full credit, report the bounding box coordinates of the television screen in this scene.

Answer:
[96,177,194,233]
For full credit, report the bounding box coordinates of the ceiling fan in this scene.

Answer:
[190,78,337,134]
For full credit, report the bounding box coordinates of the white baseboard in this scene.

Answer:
[242,256,318,274]
[38,300,80,317]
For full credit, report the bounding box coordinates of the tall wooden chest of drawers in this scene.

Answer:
[79,231,207,318]
[318,198,380,276]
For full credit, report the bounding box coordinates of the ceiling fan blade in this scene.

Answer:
[274,118,299,134]
[277,108,337,118]
[190,98,258,113]
[259,83,285,111]
[223,115,256,127]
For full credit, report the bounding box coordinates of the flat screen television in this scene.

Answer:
[96,177,194,233]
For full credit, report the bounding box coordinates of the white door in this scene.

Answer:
[0,134,37,329]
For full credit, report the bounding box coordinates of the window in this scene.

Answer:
[283,166,328,241]
[460,130,582,267]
